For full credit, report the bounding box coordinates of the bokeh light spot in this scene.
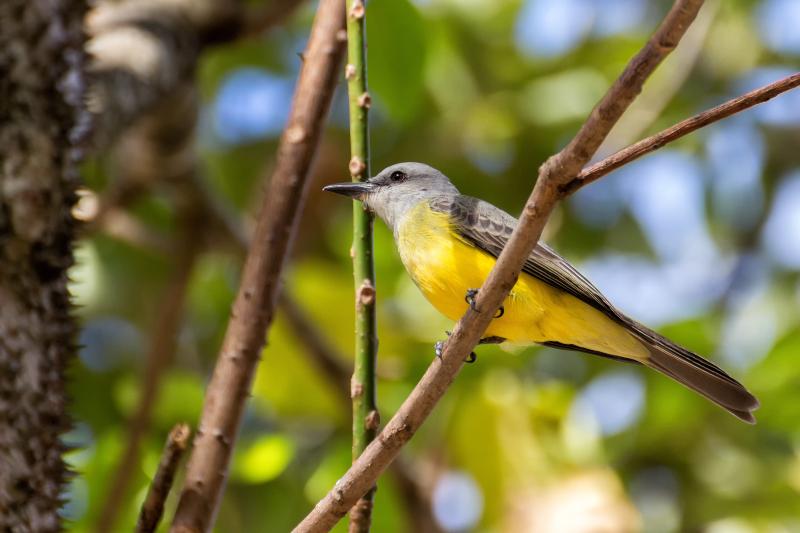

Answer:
[213,68,294,144]
[433,471,484,532]
[570,371,645,436]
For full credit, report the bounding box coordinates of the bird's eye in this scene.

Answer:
[390,170,407,182]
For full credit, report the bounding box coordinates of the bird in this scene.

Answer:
[323,162,759,423]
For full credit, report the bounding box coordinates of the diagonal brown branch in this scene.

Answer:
[563,71,800,193]
[136,424,193,533]
[169,0,347,530]
[292,1,707,531]
[188,179,442,533]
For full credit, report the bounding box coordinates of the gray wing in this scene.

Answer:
[429,195,759,421]
[429,194,623,322]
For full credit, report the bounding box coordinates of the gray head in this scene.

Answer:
[323,162,459,229]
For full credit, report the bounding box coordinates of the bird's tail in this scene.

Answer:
[624,318,759,424]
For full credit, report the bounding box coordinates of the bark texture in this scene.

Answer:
[86,0,240,149]
[0,0,89,530]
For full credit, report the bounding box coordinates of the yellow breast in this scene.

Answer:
[395,201,647,360]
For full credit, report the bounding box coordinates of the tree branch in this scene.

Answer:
[169,0,347,530]
[595,0,719,158]
[343,0,379,531]
[136,423,193,533]
[292,1,706,531]
[563,71,800,193]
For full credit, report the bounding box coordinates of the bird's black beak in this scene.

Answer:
[322,181,376,199]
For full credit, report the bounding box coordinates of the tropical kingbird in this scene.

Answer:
[323,162,759,423]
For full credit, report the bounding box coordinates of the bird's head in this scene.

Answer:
[323,162,459,228]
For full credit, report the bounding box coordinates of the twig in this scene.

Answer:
[343,0,379,531]
[81,204,173,253]
[562,71,800,193]
[292,1,706,531]
[170,1,347,531]
[136,424,193,533]
[595,0,719,157]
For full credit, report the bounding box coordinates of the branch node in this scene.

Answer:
[356,279,375,308]
[351,379,364,399]
[286,125,307,144]
[212,429,230,447]
[365,409,380,431]
[349,156,366,177]
[357,92,371,109]
[345,64,357,80]
[349,0,365,20]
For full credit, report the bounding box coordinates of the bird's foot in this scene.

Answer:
[464,288,504,318]
[479,336,506,345]
[434,331,478,363]
[434,340,446,359]
[465,288,479,311]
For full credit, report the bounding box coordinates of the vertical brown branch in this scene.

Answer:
[136,424,193,533]
[170,1,347,530]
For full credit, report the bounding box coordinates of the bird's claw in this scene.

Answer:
[434,340,445,359]
[465,288,479,311]
[434,331,478,363]
[464,288,504,318]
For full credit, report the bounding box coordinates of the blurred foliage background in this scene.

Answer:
[67,0,800,531]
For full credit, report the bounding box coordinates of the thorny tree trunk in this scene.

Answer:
[0,0,90,530]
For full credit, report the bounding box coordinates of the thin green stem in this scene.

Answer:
[345,1,378,532]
